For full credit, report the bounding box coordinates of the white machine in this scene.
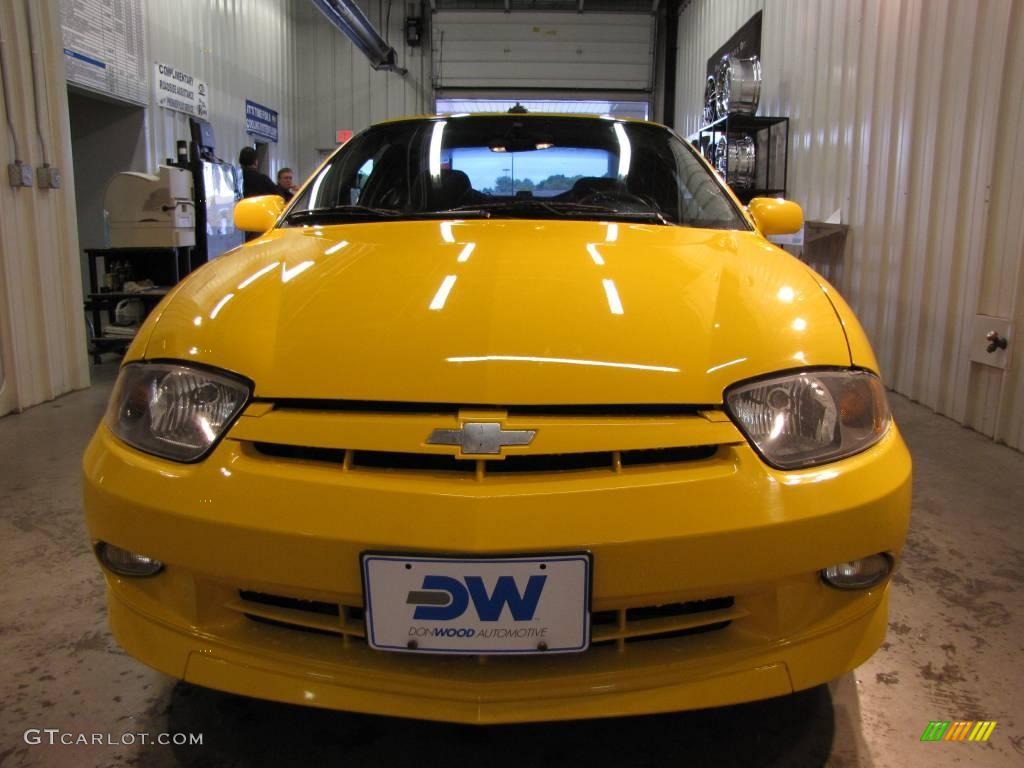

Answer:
[105,165,196,248]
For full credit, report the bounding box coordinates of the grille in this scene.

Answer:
[230,590,366,644]
[228,590,741,651]
[251,442,718,476]
[258,400,711,417]
[590,597,737,647]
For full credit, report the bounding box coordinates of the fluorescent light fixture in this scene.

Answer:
[535,142,554,150]
[586,244,605,265]
[429,121,447,178]
[457,243,475,262]
[429,275,457,310]
[613,122,631,178]
[446,355,679,373]
[602,278,624,315]
[324,240,350,255]
[310,0,404,72]
[282,260,315,283]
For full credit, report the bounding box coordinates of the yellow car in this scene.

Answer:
[83,114,911,724]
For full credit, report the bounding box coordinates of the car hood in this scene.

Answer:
[142,219,851,404]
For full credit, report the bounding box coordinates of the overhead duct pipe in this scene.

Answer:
[311,0,407,75]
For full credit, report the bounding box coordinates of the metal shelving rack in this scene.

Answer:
[689,114,789,204]
[83,247,189,363]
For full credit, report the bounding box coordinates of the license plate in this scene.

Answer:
[361,553,591,654]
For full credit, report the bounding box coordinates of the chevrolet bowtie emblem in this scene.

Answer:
[426,423,536,455]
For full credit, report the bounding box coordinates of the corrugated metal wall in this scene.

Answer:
[294,0,432,175]
[675,0,1024,449]
[114,0,431,197]
[144,0,302,177]
[0,0,90,416]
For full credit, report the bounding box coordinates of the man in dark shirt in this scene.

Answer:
[239,147,280,198]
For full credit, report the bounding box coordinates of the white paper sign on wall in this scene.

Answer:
[154,63,209,119]
[62,0,148,106]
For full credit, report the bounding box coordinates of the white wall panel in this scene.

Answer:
[432,11,654,91]
[294,0,432,176]
[675,0,1024,449]
[143,0,429,194]
[0,0,90,416]
[143,0,302,177]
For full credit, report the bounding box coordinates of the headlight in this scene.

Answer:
[725,369,890,469]
[105,362,251,462]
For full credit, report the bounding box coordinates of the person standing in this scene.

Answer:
[276,167,298,201]
[238,147,279,198]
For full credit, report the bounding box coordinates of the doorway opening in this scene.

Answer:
[434,97,650,121]
[253,141,270,174]
[67,88,147,289]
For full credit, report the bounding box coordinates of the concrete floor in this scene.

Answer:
[1,363,1022,767]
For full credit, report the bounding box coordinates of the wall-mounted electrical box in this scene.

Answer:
[8,162,33,187]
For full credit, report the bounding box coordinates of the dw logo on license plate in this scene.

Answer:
[362,554,591,654]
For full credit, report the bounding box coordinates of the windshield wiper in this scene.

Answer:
[284,205,402,223]
[446,200,671,224]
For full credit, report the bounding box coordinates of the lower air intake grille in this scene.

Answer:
[230,590,740,649]
[238,590,342,617]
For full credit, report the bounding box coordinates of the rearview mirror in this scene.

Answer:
[234,195,285,233]
[748,197,803,236]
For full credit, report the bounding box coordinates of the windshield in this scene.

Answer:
[285,116,747,229]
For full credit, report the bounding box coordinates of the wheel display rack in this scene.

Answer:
[689,114,789,204]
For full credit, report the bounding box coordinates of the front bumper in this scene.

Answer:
[83,423,911,723]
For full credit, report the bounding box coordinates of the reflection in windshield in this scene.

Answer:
[286,116,747,230]
[451,146,611,197]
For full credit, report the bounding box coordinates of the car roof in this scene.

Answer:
[372,112,669,130]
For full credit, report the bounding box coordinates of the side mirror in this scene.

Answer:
[234,195,285,233]
[748,197,803,236]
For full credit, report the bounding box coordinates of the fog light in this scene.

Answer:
[821,553,892,590]
[96,542,164,577]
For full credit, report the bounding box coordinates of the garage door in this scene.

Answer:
[431,10,655,91]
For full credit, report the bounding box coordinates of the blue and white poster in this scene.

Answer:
[245,100,278,143]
